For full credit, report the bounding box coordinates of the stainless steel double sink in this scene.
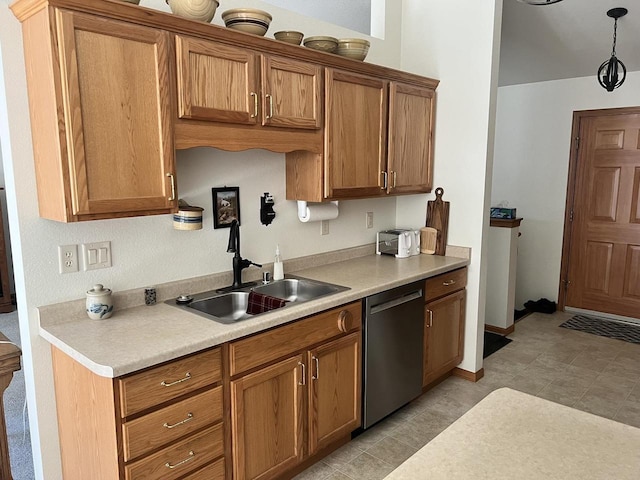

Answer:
[167,276,349,324]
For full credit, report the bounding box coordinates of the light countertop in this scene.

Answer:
[385,388,640,480]
[38,253,468,377]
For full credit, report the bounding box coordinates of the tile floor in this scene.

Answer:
[294,311,640,480]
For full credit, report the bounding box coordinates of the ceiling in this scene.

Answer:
[499,0,640,86]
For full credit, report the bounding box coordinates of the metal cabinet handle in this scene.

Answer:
[380,171,388,190]
[166,172,176,201]
[163,412,193,429]
[426,309,433,327]
[443,280,456,286]
[312,356,319,380]
[160,372,191,387]
[298,361,306,386]
[265,93,273,119]
[165,451,195,469]
[250,92,258,118]
[391,171,397,188]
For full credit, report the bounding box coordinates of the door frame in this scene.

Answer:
[558,105,640,310]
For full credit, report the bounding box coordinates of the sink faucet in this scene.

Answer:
[227,220,262,289]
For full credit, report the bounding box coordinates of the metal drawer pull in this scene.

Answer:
[166,173,176,201]
[160,372,191,387]
[163,413,193,429]
[391,171,397,188]
[266,94,273,119]
[250,92,258,118]
[443,280,456,286]
[298,361,306,386]
[165,450,195,469]
[312,356,319,380]
[427,309,433,327]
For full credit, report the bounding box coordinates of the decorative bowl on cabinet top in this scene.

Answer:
[222,8,272,36]
[274,30,304,45]
[166,0,219,23]
[303,36,338,53]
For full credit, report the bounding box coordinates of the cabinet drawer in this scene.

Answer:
[229,301,362,376]
[119,348,222,417]
[181,458,225,480]
[425,268,467,301]
[122,386,223,461]
[124,423,224,480]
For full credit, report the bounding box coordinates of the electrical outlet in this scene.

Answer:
[321,220,329,236]
[366,212,374,229]
[82,241,112,271]
[58,245,79,274]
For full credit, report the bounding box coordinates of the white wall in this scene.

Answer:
[492,71,640,309]
[398,0,503,373]
[0,1,402,478]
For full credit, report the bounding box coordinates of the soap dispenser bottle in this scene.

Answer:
[273,245,284,281]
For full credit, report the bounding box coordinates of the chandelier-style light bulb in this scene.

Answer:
[598,8,628,92]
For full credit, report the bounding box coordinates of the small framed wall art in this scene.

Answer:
[212,186,240,229]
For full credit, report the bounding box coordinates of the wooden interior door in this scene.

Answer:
[230,356,304,480]
[307,332,361,455]
[324,69,387,199]
[564,111,640,319]
[387,82,434,195]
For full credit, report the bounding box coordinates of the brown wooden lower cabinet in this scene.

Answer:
[50,301,362,480]
[230,302,362,480]
[51,347,225,480]
[423,269,467,387]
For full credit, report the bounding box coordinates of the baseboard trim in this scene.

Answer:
[484,324,514,335]
[452,367,484,382]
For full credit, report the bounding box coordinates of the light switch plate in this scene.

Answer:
[366,212,374,229]
[82,241,112,271]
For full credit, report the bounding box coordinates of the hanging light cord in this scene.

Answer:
[611,17,619,56]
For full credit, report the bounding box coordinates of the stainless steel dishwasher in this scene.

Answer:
[362,281,424,428]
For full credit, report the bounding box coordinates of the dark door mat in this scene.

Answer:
[560,315,640,344]
[483,331,512,359]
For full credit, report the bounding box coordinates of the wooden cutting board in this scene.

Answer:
[426,187,449,255]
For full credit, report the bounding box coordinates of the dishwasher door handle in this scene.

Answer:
[369,290,423,315]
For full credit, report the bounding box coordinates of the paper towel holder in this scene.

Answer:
[297,200,339,222]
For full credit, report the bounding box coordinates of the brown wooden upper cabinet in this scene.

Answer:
[324,69,388,199]
[176,35,322,129]
[22,8,177,222]
[387,82,435,194]
[286,72,436,202]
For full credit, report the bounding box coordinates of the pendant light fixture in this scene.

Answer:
[598,8,628,92]
[517,0,564,5]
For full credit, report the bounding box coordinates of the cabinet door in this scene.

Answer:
[231,356,305,480]
[56,11,176,218]
[261,56,322,129]
[176,35,259,124]
[308,332,361,455]
[325,69,388,199]
[423,290,466,386]
[387,82,435,194]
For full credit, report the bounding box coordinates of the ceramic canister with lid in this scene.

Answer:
[86,284,114,320]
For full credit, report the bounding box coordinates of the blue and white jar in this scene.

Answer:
[86,284,114,320]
